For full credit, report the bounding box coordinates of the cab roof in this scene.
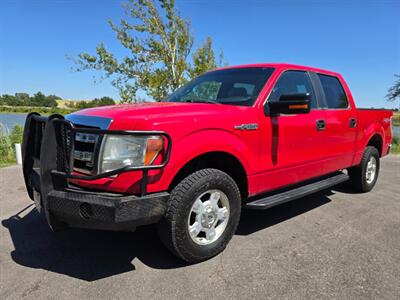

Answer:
[215,63,341,77]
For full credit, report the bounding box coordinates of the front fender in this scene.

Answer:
[153,129,258,192]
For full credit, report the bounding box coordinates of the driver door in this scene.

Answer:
[257,70,328,193]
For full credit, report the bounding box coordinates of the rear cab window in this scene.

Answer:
[317,74,349,109]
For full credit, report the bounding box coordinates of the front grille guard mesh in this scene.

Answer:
[54,120,73,173]
[29,115,47,160]
[23,114,172,196]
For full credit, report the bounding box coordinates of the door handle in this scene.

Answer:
[349,118,357,128]
[316,119,326,131]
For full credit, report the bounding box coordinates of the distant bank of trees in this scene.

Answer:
[0,92,116,109]
[65,96,115,109]
[0,92,61,107]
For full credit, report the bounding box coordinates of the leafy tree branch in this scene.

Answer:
[386,74,400,102]
[74,0,224,103]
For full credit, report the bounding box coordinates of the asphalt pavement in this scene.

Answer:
[1,155,399,299]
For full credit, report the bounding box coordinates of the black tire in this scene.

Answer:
[348,146,380,193]
[157,168,241,263]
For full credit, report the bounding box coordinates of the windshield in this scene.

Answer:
[166,67,275,106]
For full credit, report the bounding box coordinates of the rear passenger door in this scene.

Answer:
[314,73,357,172]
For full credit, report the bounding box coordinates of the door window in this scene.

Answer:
[268,71,317,108]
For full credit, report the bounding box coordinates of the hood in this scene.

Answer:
[73,102,191,118]
[68,102,246,130]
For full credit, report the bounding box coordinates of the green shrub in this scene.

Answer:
[9,125,23,145]
[0,125,23,166]
[392,135,400,154]
[393,112,400,126]
[0,135,15,165]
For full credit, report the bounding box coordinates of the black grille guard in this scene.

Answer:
[22,113,172,205]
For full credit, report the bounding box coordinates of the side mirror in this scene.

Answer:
[266,93,311,115]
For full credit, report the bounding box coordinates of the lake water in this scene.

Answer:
[0,113,27,133]
[0,113,399,137]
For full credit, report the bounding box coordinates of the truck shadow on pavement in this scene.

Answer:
[2,191,333,282]
[236,191,332,235]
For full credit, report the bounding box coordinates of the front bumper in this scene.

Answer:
[47,188,169,231]
[22,113,171,231]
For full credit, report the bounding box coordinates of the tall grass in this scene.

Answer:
[392,135,400,154]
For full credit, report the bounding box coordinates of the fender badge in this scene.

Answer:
[234,123,259,130]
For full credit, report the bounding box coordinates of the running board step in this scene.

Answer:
[245,173,349,210]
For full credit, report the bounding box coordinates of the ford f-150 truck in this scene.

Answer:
[22,63,393,263]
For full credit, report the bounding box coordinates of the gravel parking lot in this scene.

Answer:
[1,155,399,299]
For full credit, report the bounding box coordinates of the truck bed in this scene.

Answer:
[353,108,393,162]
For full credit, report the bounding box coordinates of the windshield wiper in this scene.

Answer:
[185,99,220,104]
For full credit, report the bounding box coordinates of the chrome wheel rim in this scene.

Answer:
[187,189,230,245]
[365,156,377,184]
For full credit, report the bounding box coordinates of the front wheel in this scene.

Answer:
[348,146,380,193]
[158,169,241,263]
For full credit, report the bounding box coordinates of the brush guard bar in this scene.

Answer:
[22,113,172,230]
[22,113,172,197]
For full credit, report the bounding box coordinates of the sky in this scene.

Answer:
[0,0,399,108]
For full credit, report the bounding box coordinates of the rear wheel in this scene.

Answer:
[348,146,380,193]
[158,168,241,263]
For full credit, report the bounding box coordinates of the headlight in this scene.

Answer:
[99,135,164,173]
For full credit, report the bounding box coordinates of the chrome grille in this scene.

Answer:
[73,131,100,175]
[64,114,112,175]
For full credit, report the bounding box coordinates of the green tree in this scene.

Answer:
[46,94,61,107]
[74,96,115,109]
[75,0,224,103]
[15,93,30,106]
[386,74,400,101]
[31,92,47,106]
[0,94,16,106]
[30,92,58,107]
[94,96,115,106]
[76,101,91,109]
[189,37,224,78]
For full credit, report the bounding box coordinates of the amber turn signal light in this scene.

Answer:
[143,136,164,165]
[288,104,309,110]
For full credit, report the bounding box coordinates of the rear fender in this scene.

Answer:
[353,122,385,165]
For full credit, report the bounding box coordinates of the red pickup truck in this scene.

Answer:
[22,63,393,263]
